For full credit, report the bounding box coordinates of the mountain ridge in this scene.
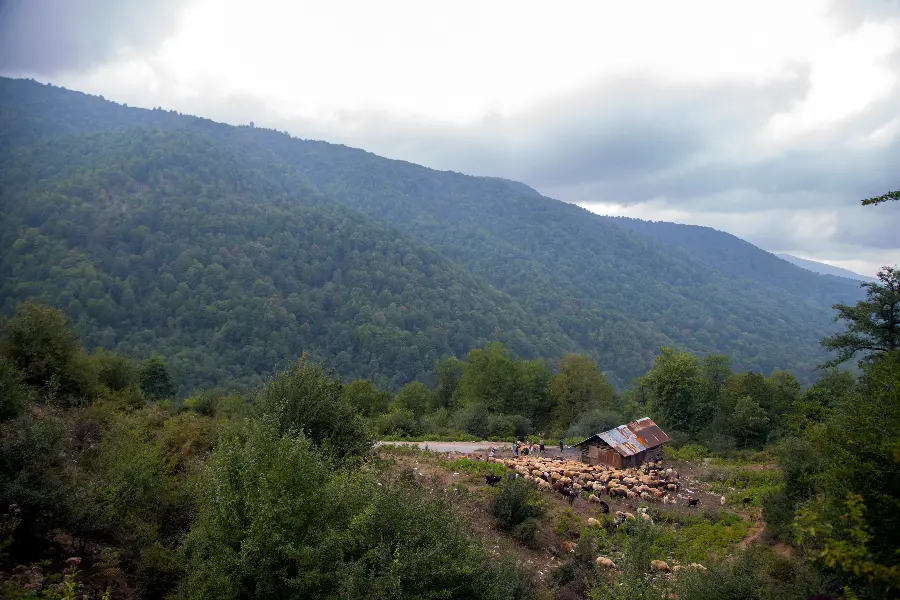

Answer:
[775,253,875,282]
[0,76,864,387]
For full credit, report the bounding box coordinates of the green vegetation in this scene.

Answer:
[821,267,900,367]
[0,306,532,599]
[489,477,547,544]
[0,76,869,391]
[0,76,897,600]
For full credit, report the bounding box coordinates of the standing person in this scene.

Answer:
[539,433,545,454]
[559,438,565,453]
[513,442,518,457]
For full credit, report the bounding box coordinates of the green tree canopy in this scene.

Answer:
[548,354,615,431]
[256,357,372,460]
[139,356,176,400]
[860,189,900,206]
[0,302,79,388]
[392,380,433,419]
[640,347,707,435]
[821,267,900,367]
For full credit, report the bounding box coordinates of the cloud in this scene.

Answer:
[0,0,183,75]
[6,0,898,274]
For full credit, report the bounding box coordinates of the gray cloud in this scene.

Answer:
[0,0,183,75]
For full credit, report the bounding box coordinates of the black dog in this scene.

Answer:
[688,498,700,507]
[484,475,502,486]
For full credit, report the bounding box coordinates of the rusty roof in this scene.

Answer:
[575,417,670,457]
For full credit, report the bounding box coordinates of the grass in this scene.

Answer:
[704,467,782,506]
[649,508,751,563]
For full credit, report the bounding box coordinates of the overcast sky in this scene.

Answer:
[1,0,897,276]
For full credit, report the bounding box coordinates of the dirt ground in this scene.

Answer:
[377,443,775,593]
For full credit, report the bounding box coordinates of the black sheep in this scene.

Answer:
[688,498,700,507]
[484,474,502,486]
[598,500,610,514]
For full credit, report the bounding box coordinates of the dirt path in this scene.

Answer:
[376,440,500,454]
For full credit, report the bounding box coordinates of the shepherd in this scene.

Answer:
[539,433,545,454]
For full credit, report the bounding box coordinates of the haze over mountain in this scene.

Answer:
[0,77,870,390]
[774,253,876,282]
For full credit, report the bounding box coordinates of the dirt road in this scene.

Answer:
[376,440,503,453]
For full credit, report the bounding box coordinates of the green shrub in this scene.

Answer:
[0,408,71,545]
[0,303,79,390]
[554,507,580,538]
[489,476,546,544]
[184,417,531,599]
[673,546,827,600]
[139,356,175,400]
[664,443,709,462]
[93,348,137,391]
[257,357,373,459]
[0,356,28,422]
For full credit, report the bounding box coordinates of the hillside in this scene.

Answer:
[607,217,865,305]
[775,253,875,282]
[0,128,574,391]
[0,77,865,387]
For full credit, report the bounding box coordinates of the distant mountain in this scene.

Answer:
[607,218,865,305]
[775,254,875,282]
[0,77,864,388]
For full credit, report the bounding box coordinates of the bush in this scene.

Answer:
[663,443,709,462]
[184,417,532,599]
[93,348,137,391]
[673,546,828,600]
[566,409,623,440]
[0,356,28,422]
[0,407,72,549]
[489,476,546,544]
[376,406,421,437]
[0,303,79,390]
[139,356,176,400]
[256,357,373,459]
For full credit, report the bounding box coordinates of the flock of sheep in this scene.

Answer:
[486,455,710,574]
[487,455,681,505]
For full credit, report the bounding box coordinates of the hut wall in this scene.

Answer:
[580,443,622,468]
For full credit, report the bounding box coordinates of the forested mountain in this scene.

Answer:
[0,128,573,391]
[775,253,875,281]
[0,77,865,389]
[607,217,866,304]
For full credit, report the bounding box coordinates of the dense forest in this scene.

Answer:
[1,260,897,598]
[0,127,573,391]
[0,77,868,391]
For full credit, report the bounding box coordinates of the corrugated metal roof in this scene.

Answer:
[575,417,670,457]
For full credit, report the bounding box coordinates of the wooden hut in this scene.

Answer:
[574,417,670,468]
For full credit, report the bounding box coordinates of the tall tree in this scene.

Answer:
[640,347,707,434]
[821,267,900,367]
[548,354,614,431]
[139,356,176,401]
